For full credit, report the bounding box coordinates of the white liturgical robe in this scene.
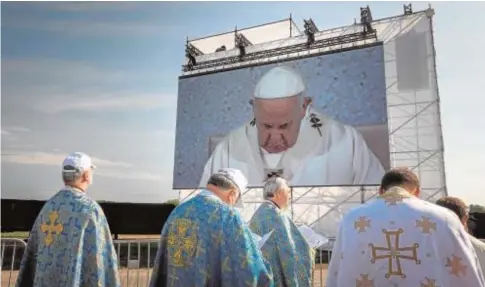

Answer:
[326,187,485,287]
[199,108,384,187]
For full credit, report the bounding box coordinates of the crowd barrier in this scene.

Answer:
[3,236,485,287]
[0,237,333,287]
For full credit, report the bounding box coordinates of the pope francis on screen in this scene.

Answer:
[199,65,385,187]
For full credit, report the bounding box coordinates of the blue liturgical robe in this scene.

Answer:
[16,187,121,287]
[149,190,274,287]
[249,201,315,287]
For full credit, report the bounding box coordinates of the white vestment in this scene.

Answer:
[199,108,384,187]
[326,187,485,287]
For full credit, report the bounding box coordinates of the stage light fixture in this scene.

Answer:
[303,19,318,47]
[360,6,374,34]
[403,4,413,15]
[185,42,204,70]
[235,31,252,59]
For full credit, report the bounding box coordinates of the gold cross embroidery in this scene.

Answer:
[354,216,371,233]
[421,277,440,287]
[211,232,223,246]
[356,274,374,287]
[369,228,420,278]
[222,257,232,273]
[445,255,467,277]
[378,189,411,206]
[200,268,211,282]
[40,211,64,246]
[208,209,219,224]
[167,219,197,267]
[169,268,179,285]
[183,204,196,217]
[416,217,437,234]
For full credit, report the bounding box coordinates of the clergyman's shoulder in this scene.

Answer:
[342,201,375,221]
[417,200,462,225]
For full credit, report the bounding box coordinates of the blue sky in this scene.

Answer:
[1,1,485,205]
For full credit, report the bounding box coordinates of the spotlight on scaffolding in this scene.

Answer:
[185,40,204,70]
[360,5,374,34]
[303,18,318,47]
[235,28,252,60]
[403,3,413,15]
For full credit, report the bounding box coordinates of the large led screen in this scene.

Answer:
[174,44,389,189]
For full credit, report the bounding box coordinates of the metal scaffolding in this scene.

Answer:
[178,7,447,240]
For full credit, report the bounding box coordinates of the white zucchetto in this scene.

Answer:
[253,66,305,100]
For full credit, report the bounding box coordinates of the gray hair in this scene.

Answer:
[62,165,83,183]
[263,177,289,200]
[207,174,237,191]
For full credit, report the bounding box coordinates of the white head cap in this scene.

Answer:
[254,66,305,100]
[62,152,96,173]
[213,168,248,208]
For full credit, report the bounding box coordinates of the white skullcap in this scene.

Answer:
[254,66,305,99]
[212,168,248,208]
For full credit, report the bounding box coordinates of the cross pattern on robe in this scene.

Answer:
[421,277,439,287]
[379,189,411,206]
[199,268,211,282]
[184,204,196,217]
[309,113,323,136]
[169,268,179,285]
[222,257,232,273]
[369,228,421,279]
[208,209,219,224]
[265,168,283,180]
[354,216,371,233]
[267,172,280,178]
[40,211,64,246]
[167,219,197,267]
[239,252,254,269]
[415,217,437,234]
[356,274,374,287]
[445,255,467,277]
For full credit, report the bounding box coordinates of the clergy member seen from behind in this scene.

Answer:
[149,168,274,287]
[16,152,121,287]
[199,65,384,188]
[326,168,485,287]
[436,196,485,275]
[249,176,314,287]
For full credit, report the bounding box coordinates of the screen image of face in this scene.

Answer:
[174,45,389,189]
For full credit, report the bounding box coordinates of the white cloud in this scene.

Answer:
[96,170,166,182]
[3,18,178,38]
[2,58,124,85]
[1,126,31,140]
[36,2,142,12]
[2,58,178,114]
[6,126,31,133]
[2,151,131,168]
[0,151,170,183]
[34,92,177,114]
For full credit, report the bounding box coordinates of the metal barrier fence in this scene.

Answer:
[0,237,332,287]
[1,238,27,287]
